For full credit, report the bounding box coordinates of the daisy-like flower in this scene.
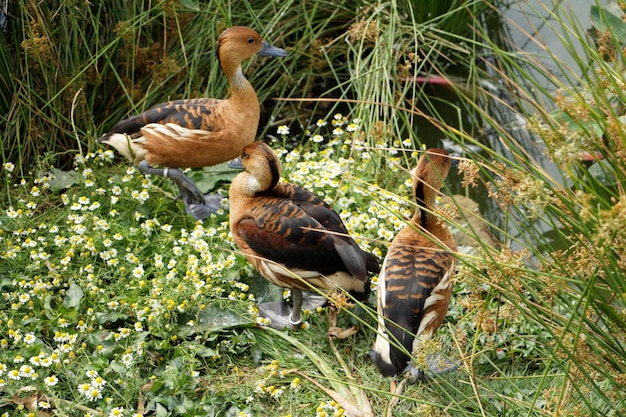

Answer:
[22,333,36,345]
[3,162,15,172]
[277,125,290,135]
[91,375,106,389]
[109,407,125,417]
[289,377,301,391]
[39,356,53,367]
[19,364,37,380]
[154,254,164,269]
[85,387,103,401]
[114,328,131,341]
[78,382,91,395]
[6,207,20,218]
[132,265,145,279]
[121,353,134,367]
[44,375,59,386]
[311,134,324,143]
[270,386,284,399]
[316,119,327,127]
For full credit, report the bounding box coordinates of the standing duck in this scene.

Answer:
[229,142,380,329]
[370,148,457,380]
[98,26,287,220]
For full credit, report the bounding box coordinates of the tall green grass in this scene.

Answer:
[338,0,626,415]
[0,0,358,175]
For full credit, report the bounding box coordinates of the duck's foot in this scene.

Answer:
[258,302,301,330]
[177,192,227,220]
[257,290,330,330]
[138,161,223,220]
[404,354,459,383]
[301,291,327,310]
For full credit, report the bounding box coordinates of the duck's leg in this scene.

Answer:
[137,161,223,220]
[258,289,304,330]
[287,289,303,327]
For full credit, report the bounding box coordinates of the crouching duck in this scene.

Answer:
[229,142,380,329]
[98,26,287,220]
[370,148,457,380]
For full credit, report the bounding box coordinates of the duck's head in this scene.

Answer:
[411,148,451,202]
[218,26,287,66]
[239,142,281,193]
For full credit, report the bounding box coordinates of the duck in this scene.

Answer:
[370,148,457,380]
[98,26,287,220]
[228,142,380,329]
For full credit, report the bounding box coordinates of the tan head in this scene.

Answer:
[412,148,451,207]
[217,26,287,67]
[239,142,282,193]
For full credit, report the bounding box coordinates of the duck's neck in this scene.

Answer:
[223,63,258,104]
[233,171,273,197]
[413,180,437,226]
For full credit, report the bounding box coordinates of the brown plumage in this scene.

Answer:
[229,142,380,329]
[97,26,287,219]
[370,148,457,379]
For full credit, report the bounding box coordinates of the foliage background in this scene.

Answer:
[1,0,626,416]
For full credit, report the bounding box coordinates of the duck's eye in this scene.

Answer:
[242,152,249,158]
[247,37,255,44]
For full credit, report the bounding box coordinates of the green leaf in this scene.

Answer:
[63,280,84,308]
[94,311,129,324]
[179,0,200,11]
[550,108,604,139]
[590,5,626,41]
[196,299,254,331]
[155,404,169,417]
[587,159,617,187]
[47,168,81,193]
[187,162,240,193]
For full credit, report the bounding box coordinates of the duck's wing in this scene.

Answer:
[380,239,455,372]
[100,98,222,139]
[271,183,348,233]
[238,198,369,281]
[270,183,380,274]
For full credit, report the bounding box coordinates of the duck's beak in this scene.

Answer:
[227,157,245,170]
[258,41,288,57]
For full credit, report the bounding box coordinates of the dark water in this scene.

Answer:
[414,0,602,249]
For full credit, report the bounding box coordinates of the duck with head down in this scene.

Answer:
[228,142,380,329]
[370,148,457,381]
[98,26,287,220]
